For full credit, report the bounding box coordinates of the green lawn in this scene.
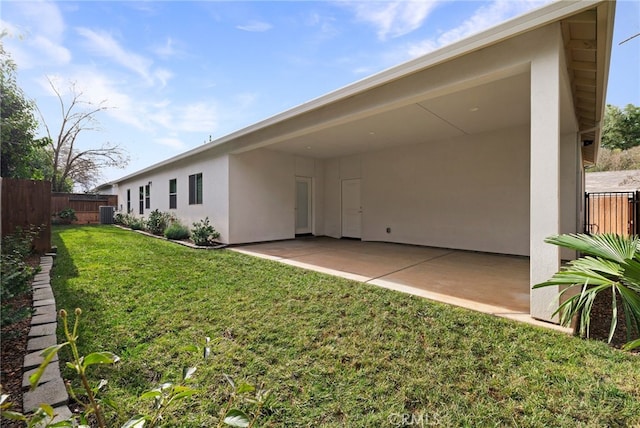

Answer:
[51,226,640,427]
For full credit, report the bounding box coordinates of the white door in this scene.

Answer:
[295,177,312,234]
[341,179,361,239]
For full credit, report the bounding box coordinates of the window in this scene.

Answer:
[145,184,151,209]
[189,173,203,205]
[126,189,131,213]
[139,186,144,214]
[169,179,177,209]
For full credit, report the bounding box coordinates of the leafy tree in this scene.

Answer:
[39,77,129,192]
[0,40,47,179]
[601,104,640,151]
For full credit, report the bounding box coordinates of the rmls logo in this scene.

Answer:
[387,412,440,426]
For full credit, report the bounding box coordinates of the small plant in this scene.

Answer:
[1,226,41,327]
[164,222,190,240]
[146,210,174,236]
[1,309,271,427]
[128,217,146,231]
[191,217,220,246]
[58,207,77,224]
[534,233,640,351]
[114,212,126,225]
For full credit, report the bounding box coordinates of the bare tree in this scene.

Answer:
[39,78,129,192]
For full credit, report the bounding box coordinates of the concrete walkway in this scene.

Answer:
[232,237,570,332]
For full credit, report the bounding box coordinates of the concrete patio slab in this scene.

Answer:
[233,237,570,333]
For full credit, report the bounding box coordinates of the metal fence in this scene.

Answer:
[584,191,639,236]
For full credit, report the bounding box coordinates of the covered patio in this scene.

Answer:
[232,238,570,331]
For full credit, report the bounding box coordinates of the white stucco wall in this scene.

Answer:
[115,154,230,242]
[365,126,530,254]
[228,149,324,244]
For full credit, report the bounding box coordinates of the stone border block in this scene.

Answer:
[28,323,57,337]
[22,363,61,388]
[31,312,57,326]
[33,298,56,307]
[23,378,69,412]
[27,334,57,351]
[23,349,59,370]
[34,305,57,316]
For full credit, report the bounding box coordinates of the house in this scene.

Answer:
[585,169,640,193]
[108,0,615,323]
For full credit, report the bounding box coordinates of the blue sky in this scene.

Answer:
[2,1,639,187]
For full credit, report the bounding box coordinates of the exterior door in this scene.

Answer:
[341,179,361,238]
[295,177,312,234]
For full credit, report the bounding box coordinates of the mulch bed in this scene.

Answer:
[587,287,639,351]
[1,290,32,427]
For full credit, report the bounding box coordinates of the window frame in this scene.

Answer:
[188,173,203,205]
[126,189,131,213]
[139,186,144,215]
[145,184,151,209]
[169,178,177,209]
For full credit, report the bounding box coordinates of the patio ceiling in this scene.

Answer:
[267,73,533,159]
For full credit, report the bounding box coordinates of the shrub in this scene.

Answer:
[113,212,126,225]
[534,233,640,351]
[191,217,220,246]
[164,222,190,240]
[128,217,146,230]
[146,209,174,235]
[1,226,41,327]
[59,207,77,222]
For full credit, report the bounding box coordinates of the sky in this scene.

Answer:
[2,0,639,188]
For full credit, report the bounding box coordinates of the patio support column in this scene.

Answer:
[530,27,562,322]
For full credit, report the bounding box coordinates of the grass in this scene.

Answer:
[51,225,640,427]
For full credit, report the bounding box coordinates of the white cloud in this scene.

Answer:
[152,37,181,59]
[76,27,174,87]
[236,21,273,32]
[177,102,218,133]
[153,68,174,88]
[39,71,146,130]
[343,0,439,40]
[155,137,186,150]
[76,27,154,81]
[0,1,71,68]
[406,0,552,58]
[306,12,339,39]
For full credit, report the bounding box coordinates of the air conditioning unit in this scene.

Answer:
[99,206,115,224]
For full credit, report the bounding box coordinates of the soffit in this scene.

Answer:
[267,72,531,159]
[561,2,612,154]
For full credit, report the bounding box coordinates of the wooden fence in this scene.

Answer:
[585,191,638,236]
[52,193,118,224]
[1,178,52,253]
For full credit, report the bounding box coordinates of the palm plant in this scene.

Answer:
[533,233,640,351]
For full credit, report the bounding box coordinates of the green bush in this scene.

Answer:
[534,233,640,351]
[146,209,175,235]
[59,207,77,222]
[1,226,40,327]
[128,217,146,231]
[113,213,126,225]
[164,222,190,240]
[191,217,220,246]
